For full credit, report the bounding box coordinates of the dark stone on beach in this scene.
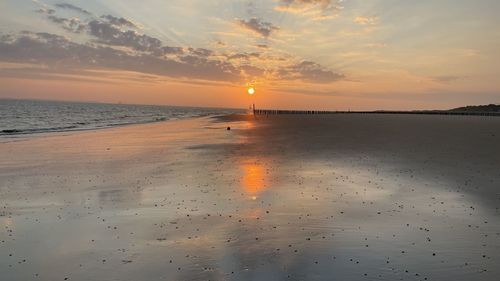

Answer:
[227,126,231,130]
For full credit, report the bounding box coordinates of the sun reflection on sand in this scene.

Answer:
[240,159,268,200]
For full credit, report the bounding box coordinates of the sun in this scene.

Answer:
[247,87,255,95]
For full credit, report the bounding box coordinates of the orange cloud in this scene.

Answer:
[354,16,379,25]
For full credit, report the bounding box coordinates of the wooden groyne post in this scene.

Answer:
[253,109,500,117]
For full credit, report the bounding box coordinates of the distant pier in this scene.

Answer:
[253,109,500,117]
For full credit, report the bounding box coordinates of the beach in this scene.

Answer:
[1,114,500,281]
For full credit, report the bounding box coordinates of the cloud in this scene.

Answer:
[240,64,265,77]
[47,15,86,33]
[2,8,345,85]
[226,52,260,60]
[0,31,344,84]
[277,61,344,83]
[354,16,379,25]
[101,15,137,28]
[37,6,85,33]
[36,7,55,15]
[161,46,184,55]
[214,40,226,47]
[39,9,175,56]
[188,48,214,57]
[38,5,87,33]
[54,3,91,15]
[431,75,464,83]
[237,18,279,37]
[87,19,164,53]
[365,43,386,48]
[0,31,242,82]
[275,0,344,20]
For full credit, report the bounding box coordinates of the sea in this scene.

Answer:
[0,99,242,139]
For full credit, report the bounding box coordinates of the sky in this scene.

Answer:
[0,0,499,110]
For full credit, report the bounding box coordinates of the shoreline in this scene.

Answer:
[0,99,243,142]
[3,107,498,143]
[0,114,225,143]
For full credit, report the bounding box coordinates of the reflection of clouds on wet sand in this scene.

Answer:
[97,188,142,207]
[173,129,499,281]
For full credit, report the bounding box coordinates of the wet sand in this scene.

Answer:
[1,114,500,281]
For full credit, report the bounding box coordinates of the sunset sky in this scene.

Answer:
[1,0,499,110]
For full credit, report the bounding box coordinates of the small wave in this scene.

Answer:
[0,125,79,136]
[1,129,21,134]
[0,99,244,137]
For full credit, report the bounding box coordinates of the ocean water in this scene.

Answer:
[0,99,241,138]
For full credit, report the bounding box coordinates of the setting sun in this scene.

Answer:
[247,87,255,95]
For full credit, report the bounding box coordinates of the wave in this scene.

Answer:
[0,99,243,138]
[1,125,79,136]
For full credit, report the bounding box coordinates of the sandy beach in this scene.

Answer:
[1,114,500,281]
